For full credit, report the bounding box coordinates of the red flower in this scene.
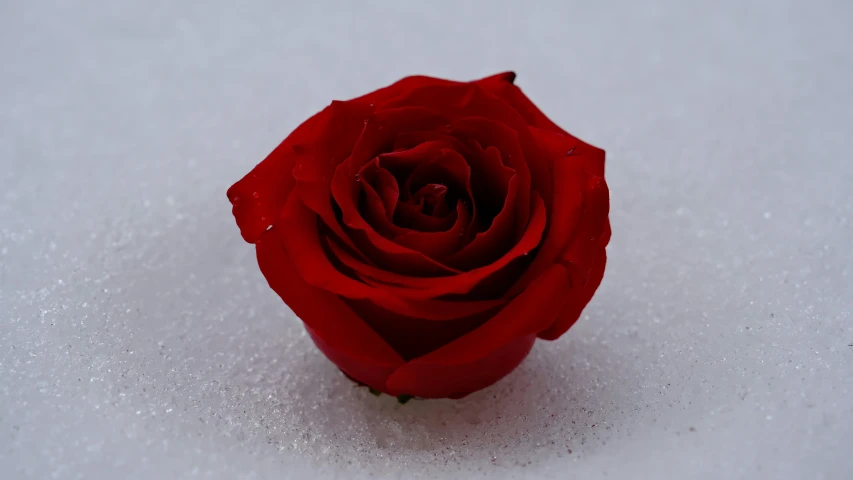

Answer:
[227,72,610,399]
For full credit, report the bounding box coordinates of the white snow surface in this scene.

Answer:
[1,1,851,479]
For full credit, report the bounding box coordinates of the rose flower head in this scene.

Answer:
[227,72,610,399]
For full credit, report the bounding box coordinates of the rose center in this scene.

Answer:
[411,183,452,217]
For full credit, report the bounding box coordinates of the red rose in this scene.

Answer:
[227,72,610,399]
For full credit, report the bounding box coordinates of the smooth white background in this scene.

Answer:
[1,1,851,479]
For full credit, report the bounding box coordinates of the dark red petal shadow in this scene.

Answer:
[445,175,518,271]
[384,264,572,398]
[449,118,532,237]
[324,193,547,299]
[279,191,497,322]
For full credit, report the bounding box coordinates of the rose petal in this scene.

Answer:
[444,175,517,270]
[475,71,570,136]
[348,75,464,107]
[349,107,448,172]
[323,235,446,289]
[443,141,519,270]
[345,298,506,361]
[325,193,548,299]
[378,138,458,187]
[555,176,610,273]
[400,147,474,223]
[384,264,571,398]
[466,143,515,222]
[228,100,370,243]
[475,71,517,86]
[359,158,399,220]
[384,334,536,399]
[358,165,403,239]
[449,118,532,238]
[294,107,449,267]
[398,145,471,195]
[538,248,607,340]
[394,200,459,232]
[280,191,388,300]
[409,183,447,216]
[305,327,399,393]
[385,83,552,207]
[391,130,467,153]
[254,225,404,391]
[535,174,610,339]
[331,148,463,277]
[340,160,470,254]
[280,192,500,325]
[380,83,480,119]
[507,128,607,297]
[344,225,463,277]
[392,201,471,259]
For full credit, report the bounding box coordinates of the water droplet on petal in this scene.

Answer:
[252,192,259,199]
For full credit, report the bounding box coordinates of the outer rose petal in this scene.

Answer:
[387,334,536,399]
[306,327,398,392]
[228,100,370,243]
[537,176,611,339]
[475,71,570,136]
[384,264,572,398]
[508,129,583,295]
[508,126,608,298]
[254,228,404,390]
[343,298,502,361]
[538,247,607,340]
[348,75,464,107]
